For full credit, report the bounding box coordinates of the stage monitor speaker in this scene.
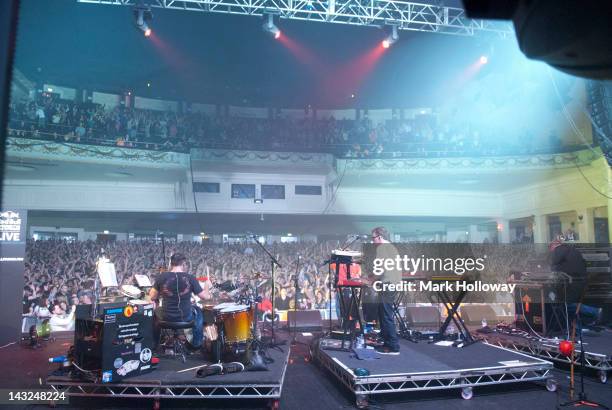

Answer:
[286,310,323,331]
[405,306,441,328]
[460,304,498,326]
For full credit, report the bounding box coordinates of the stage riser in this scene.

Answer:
[314,338,556,406]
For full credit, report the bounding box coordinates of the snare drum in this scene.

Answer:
[216,304,253,344]
[120,285,141,299]
[212,302,235,312]
[129,299,150,306]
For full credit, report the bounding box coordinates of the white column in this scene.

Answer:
[496,219,510,243]
[468,224,480,243]
[576,207,595,243]
[533,214,549,244]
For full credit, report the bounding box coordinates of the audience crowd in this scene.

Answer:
[23,239,336,330]
[8,97,573,158]
[23,238,547,333]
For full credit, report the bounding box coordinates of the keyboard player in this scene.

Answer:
[549,239,603,325]
[370,226,401,355]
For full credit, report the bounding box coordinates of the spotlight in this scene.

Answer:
[480,55,489,64]
[134,5,153,37]
[382,25,399,48]
[263,14,281,39]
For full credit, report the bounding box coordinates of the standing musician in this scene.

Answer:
[549,239,603,325]
[371,226,401,355]
[149,253,212,349]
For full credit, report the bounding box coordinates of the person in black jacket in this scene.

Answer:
[149,253,210,348]
[549,239,602,325]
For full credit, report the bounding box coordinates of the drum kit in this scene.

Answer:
[189,274,269,359]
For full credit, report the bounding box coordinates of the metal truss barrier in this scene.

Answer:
[46,355,287,409]
[46,380,283,399]
[480,336,611,384]
[77,0,513,37]
[313,342,556,407]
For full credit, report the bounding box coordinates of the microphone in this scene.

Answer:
[351,234,369,240]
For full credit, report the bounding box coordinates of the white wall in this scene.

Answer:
[500,165,607,220]
[190,103,217,115]
[92,92,121,109]
[134,97,178,112]
[447,229,469,243]
[331,188,501,218]
[44,84,76,100]
[3,180,182,212]
[279,108,308,119]
[192,173,328,214]
[365,109,392,125]
[28,226,127,241]
[317,109,355,120]
[228,106,267,118]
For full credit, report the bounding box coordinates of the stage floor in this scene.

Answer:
[314,337,555,407]
[319,338,550,375]
[3,331,612,409]
[46,341,289,404]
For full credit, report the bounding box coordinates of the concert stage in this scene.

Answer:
[46,345,289,409]
[313,338,556,408]
[477,328,612,384]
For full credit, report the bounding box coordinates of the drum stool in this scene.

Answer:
[158,320,194,363]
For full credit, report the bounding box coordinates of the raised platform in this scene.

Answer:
[476,328,612,384]
[47,346,289,408]
[313,338,556,408]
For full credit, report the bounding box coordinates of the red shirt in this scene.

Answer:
[258,299,272,312]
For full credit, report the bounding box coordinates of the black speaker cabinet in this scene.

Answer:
[286,310,323,331]
[75,302,155,383]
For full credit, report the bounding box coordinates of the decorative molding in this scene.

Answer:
[338,149,601,172]
[191,148,335,165]
[5,137,601,173]
[5,138,190,168]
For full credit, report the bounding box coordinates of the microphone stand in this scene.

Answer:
[291,256,301,346]
[92,248,106,320]
[249,234,285,348]
[341,234,364,251]
[559,305,608,409]
[160,231,166,269]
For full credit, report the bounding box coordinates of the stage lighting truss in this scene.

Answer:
[79,0,513,37]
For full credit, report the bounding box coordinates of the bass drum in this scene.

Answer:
[217,304,253,344]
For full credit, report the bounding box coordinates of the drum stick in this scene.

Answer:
[177,364,210,373]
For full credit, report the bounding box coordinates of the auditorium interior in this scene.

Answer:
[0,1,611,409]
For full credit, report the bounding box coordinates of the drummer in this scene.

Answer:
[149,253,212,350]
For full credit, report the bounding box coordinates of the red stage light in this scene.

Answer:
[559,340,574,356]
[274,30,281,39]
[144,28,152,37]
[480,55,488,64]
[382,40,390,49]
